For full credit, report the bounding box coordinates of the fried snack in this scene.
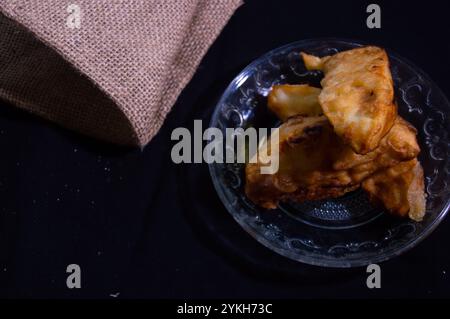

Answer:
[331,116,420,172]
[245,116,357,209]
[301,53,329,71]
[301,46,397,154]
[362,159,426,221]
[245,115,420,209]
[268,84,322,120]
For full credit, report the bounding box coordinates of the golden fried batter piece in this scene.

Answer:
[362,159,426,221]
[268,84,322,120]
[331,117,420,172]
[301,52,329,71]
[245,116,353,209]
[245,115,420,209]
[301,46,397,154]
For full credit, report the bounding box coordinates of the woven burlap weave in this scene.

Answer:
[0,0,241,146]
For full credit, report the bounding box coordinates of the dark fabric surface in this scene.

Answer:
[0,0,449,298]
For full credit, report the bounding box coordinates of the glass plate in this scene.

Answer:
[208,39,450,268]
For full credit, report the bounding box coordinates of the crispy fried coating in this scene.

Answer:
[301,52,328,70]
[245,46,425,219]
[268,84,323,120]
[245,115,419,209]
[362,159,426,221]
[331,117,420,172]
[301,46,397,154]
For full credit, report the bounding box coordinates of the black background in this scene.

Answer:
[0,0,449,299]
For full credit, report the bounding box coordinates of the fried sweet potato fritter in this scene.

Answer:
[245,46,426,220]
[362,159,426,221]
[268,84,323,120]
[301,46,397,154]
[245,115,419,209]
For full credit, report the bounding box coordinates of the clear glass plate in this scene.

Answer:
[208,39,450,268]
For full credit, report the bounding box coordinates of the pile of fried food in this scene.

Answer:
[245,46,426,221]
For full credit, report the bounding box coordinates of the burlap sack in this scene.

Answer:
[0,0,241,146]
